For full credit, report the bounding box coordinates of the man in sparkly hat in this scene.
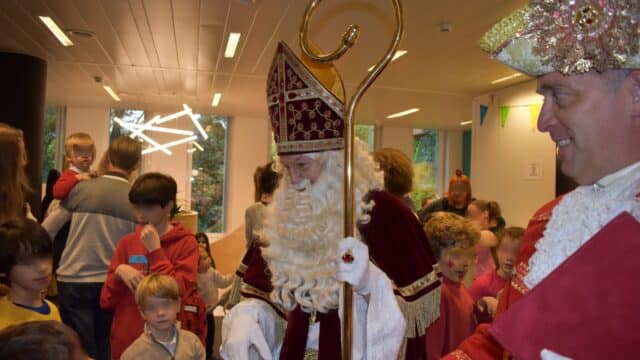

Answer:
[445,1,640,359]
[220,42,441,359]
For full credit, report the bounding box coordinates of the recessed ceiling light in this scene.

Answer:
[102,86,121,101]
[368,50,408,72]
[386,108,420,119]
[211,93,222,107]
[460,121,472,126]
[38,16,74,47]
[491,73,522,84]
[224,33,241,58]
[142,135,198,155]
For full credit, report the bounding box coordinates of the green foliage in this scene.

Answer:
[191,116,228,233]
[411,129,439,209]
[355,125,375,151]
[42,106,61,182]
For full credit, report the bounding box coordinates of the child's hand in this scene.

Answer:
[115,264,144,291]
[75,173,93,181]
[478,296,498,316]
[140,224,161,252]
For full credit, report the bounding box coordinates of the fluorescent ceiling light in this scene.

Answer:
[156,109,190,124]
[368,50,407,71]
[184,105,209,140]
[192,142,204,151]
[224,33,241,58]
[211,93,222,107]
[386,108,420,119]
[460,121,472,126]
[38,16,74,47]
[113,117,171,155]
[491,73,522,84]
[103,86,121,101]
[142,135,198,155]
[129,115,160,139]
[128,124,194,136]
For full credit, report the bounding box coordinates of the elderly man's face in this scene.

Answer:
[536,70,638,185]
[279,154,324,186]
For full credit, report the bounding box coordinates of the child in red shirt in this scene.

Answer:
[100,173,203,359]
[469,227,524,318]
[53,132,96,200]
[423,212,484,360]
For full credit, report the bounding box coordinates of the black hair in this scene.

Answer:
[259,162,280,196]
[0,218,53,285]
[194,232,216,269]
[129,172,177,208]
[44,169,60,197]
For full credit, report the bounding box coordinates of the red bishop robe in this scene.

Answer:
[444,191,640,360]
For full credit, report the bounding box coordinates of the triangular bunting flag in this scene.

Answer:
[529,104,542,131]
[480,105,489,126]
[500,106,510,128]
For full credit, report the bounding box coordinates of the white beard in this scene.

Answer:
[262,140,383,313]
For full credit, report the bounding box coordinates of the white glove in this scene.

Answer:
[220,313,273,360]
[540,349,573,360]
[337,236,372,296]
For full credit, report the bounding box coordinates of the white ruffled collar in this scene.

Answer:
[525,161,640,289]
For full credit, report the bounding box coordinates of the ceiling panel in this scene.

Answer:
[100,0,150,66]
[142,0,179,68]
[73,0,132,64]
[0,0,532,129]
[172,0,199,70]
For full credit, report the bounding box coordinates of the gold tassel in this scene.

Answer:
[396,286,441,338]
[223,275,243,309]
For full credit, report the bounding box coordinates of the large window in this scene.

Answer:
[42,106,65,182]
[190,115,228,233]
[412,129,439,208]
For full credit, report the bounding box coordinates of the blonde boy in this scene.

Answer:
[53,132,96,200]
[120,274,205,360]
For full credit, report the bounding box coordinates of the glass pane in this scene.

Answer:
[42,106,62,182]
[191,115,228,233]
[412,129,439,209]
[355,124,375,152]
[109,109,145,141]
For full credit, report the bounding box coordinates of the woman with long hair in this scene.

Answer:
[0,123,31,222]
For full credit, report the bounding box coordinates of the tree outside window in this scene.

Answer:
[190,115,228,233]
[42,106,64,182]
[412,129,439,208]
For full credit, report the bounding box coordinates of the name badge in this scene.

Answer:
[128,255,148,264]
[184,305,198,313]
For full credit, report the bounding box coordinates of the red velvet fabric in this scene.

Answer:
[490,212,640,359]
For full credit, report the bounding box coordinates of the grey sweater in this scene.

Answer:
[43,173,137,283]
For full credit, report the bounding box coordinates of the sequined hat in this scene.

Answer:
[266,41,346,155]
[480,0,640,76]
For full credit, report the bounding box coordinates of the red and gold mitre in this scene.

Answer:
[267,41,346,155]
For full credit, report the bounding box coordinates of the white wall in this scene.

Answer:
[471,80,556,227]
[225,116,271,232]
[65,106,110,161]
[379,126,414,158]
